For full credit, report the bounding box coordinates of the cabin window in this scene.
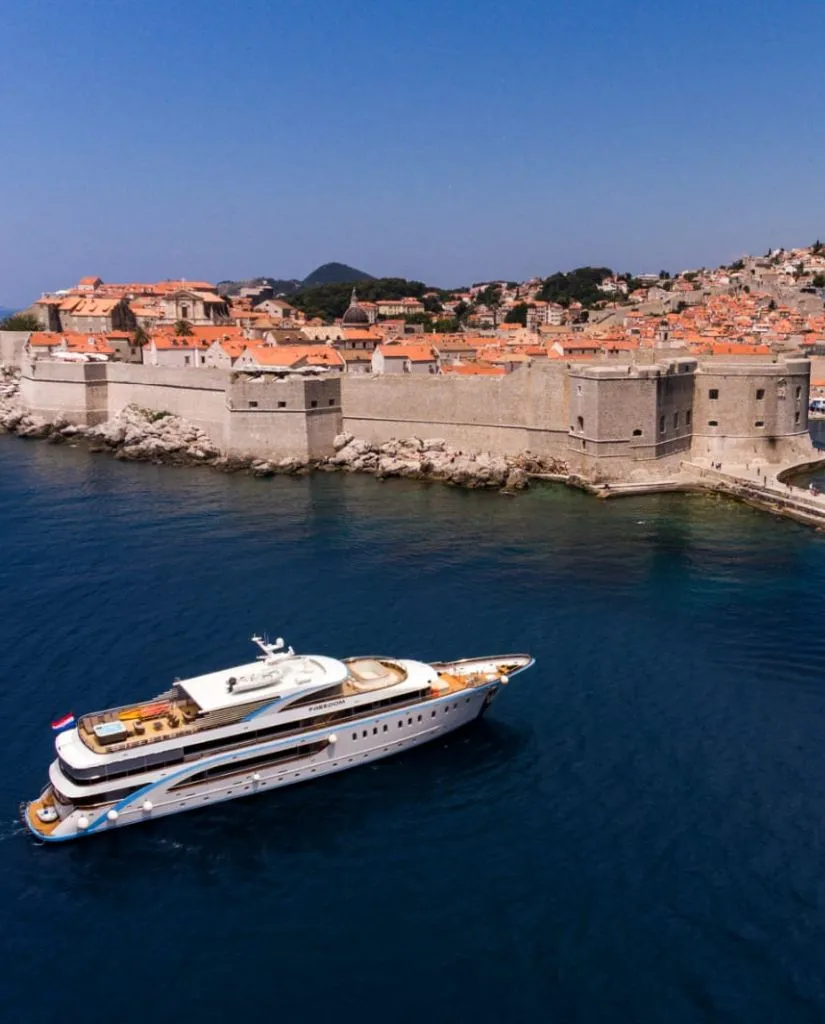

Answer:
[756,389,765,400]
[383,724,388,732]
[709,389,719,400]
[373,727,378,735]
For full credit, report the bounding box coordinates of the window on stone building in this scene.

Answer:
[181,304,189,319]
[755,420,765,427]
[708,420,718,427]
[796,386,802,398]
[709,389,719,400]
[795,411,801,424]
[686,409,692,426]
[277,401,286,408]
[632,429,642,437]
[310,400,318,408]
[673,411,679,428]
[328,399,335,406]
[577,416,584,431]
[756,389,765,400]
[248,401,258,408]
[659,415,665,433]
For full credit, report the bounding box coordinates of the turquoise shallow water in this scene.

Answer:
[3,438,825,1023]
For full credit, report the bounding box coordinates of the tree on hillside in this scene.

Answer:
[1,313,41,331]
[659,270,671,280]
[812,240,822,254]
[433,318,460,333]
[403,312,432,326]
[536,266,612,309]
[174,319,193,336]
[453,300,470,324]
[812,273,825,288]
[476,285,503,325]
[504,303,529,326]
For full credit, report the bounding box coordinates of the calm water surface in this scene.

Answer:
[3,438,825,1023]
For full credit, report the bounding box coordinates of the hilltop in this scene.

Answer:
[302,262,374,287]
[217,262,373,298]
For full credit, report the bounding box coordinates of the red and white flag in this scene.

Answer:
[51,713,75,732]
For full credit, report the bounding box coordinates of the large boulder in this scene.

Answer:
[333,431,354,451]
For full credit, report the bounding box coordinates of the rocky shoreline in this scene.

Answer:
[0,368,567,493]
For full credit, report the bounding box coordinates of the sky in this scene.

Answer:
[2,0,824,305]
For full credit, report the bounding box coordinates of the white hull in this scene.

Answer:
[26,683,498,842]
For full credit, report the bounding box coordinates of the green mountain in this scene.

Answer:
[302,262,374,287]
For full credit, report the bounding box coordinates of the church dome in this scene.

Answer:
[342,289,370,326]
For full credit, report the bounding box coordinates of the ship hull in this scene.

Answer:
[24,678,514,842]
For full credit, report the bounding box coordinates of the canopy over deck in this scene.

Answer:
[178,654,348,713]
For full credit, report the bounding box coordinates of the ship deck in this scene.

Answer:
[26,793,61,839]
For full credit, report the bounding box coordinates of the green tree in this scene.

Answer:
[1,313,41,331]
[811,274,825,288]
[536,266,613,308]
[403,312,432,327]
[504,303,529,326]
[476,284,503,325]
[422,294,443,314]
[813,240,822,254]
[659,270,671,280]
[433,317,459,333]
[452,300,470,324]
[174,319,193,336]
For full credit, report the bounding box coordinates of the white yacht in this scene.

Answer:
[24,636,534,842]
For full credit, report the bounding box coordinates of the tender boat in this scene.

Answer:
[23,635,534,841]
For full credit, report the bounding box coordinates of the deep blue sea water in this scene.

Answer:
[4,438,825,1023]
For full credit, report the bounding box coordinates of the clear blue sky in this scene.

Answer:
[2,0,823,305]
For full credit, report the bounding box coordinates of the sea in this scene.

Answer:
[3,437,825,1024]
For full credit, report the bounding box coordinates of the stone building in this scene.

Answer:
[57,296,135,334]
[157,289,229,325]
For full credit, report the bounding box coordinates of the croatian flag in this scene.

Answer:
[51,713,75,732]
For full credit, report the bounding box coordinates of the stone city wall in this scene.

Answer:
[341,363,570,458]
[0,331,29,369]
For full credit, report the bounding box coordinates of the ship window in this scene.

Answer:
[431,711,436,718]
[373,727,378,735]
[398,721,403,728]
[383,724,388,732]
[362,730,367,738]
[170,740,328,789]
[407,718,412,725]
[352,733,357,741]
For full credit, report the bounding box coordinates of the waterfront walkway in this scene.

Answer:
[582,456,825,529]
